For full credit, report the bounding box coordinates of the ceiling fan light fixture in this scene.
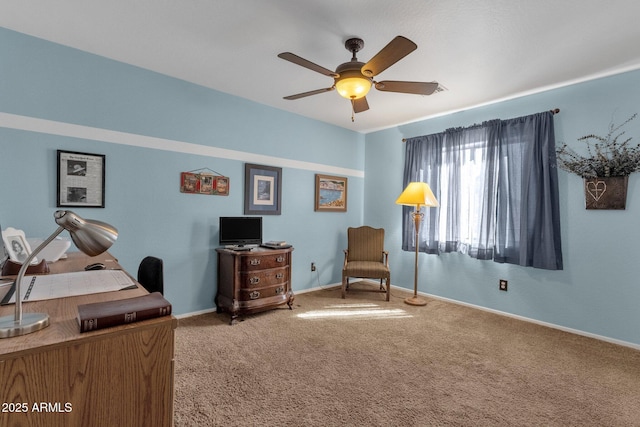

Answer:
[335,71,372,100]
[279,36,438,111]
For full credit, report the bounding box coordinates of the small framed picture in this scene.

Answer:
[213,176,229,195]
[180,172,230,196]
[315,174,348,212]
[1,227,37,264]
[57,150,106,208]
[244,163,282,215]
[180,172,199,193]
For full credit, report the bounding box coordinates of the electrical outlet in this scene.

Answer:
[499,279,508,291]
[311,262,316,272]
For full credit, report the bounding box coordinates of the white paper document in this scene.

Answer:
[3,270,136,304]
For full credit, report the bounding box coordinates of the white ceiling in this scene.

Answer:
[2,0,640,133]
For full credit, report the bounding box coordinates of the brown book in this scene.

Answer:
[77,292,172,333]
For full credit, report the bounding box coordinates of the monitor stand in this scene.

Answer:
[225,245,253,251]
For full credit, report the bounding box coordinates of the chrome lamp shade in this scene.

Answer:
[0,211,118,338]
[55,210,118,256]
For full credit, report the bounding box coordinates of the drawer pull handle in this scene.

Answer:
[275,273,284,279]
[250,259,261,266]
[250,277,260,285]
[249,291,260,300]
[275,286,284,295]
[276,256,285,263]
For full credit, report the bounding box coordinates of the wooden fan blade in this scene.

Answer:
[361,36,417,77]
[283,87,335,100]
[352,97,369,113]
[375,81,439,95]
[278,52,338,77]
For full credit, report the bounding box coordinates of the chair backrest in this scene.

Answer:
[347,226,385,262]
[137,256,164,295]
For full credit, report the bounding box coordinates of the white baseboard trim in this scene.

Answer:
[174,307,217,319]
[410,288,640,351]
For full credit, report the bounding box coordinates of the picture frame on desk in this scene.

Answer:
[57,149,106,208]
[1,227,37,264]
[244,163,282,215]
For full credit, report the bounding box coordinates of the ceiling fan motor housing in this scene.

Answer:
[344,38,364,55]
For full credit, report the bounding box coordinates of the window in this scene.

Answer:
[401,112,563,270]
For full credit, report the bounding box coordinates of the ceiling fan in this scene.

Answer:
[278,36,439,120]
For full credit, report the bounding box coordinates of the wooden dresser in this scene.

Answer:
[215,246,294,324]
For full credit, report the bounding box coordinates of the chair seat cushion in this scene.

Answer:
[343,261,389,278]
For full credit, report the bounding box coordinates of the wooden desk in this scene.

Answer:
[0,252,176,427]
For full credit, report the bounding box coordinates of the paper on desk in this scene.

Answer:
[2,270,136,304]
[0,280,12,304]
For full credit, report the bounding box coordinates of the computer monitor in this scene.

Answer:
[218,217,262,246]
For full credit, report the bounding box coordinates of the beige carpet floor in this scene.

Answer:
[173,284,640,426]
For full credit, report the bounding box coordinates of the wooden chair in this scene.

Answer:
[342,226,390,301]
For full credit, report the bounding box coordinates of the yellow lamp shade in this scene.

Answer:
[395,182,439,207]
[335,72,372,100]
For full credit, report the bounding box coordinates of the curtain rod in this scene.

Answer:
[401,108,561,142]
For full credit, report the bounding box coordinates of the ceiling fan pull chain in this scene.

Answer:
[351,99,355,122]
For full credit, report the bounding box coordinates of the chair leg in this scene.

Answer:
[386,277,390,301]
[341,276,347,299]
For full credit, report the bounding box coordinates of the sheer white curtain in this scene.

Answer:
[402,111,563,270]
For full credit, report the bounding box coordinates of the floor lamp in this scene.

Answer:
[0,210,118,338]
[395,182,438,306]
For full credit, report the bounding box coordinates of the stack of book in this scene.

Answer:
[261,240,291,249]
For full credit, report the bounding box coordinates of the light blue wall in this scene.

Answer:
[0,28,364,315]
[365,70,640,347]
[3,26,640,347]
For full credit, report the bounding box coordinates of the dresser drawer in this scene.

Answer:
[240,267,288,288]
[240,253,289,271]
[239,283,289,302]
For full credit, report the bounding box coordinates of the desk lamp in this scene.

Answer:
[395,182,438,306]
[0,210,118,338]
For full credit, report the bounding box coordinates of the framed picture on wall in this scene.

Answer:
[244,163,282,215]
[180,171,230,196]
[57,150,106,208]
[315,174,348,212]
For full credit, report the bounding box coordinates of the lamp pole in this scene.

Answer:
[406,206,427,306]
[0,230,59,337]
[0,211,117,338]
[395,182,438,307]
